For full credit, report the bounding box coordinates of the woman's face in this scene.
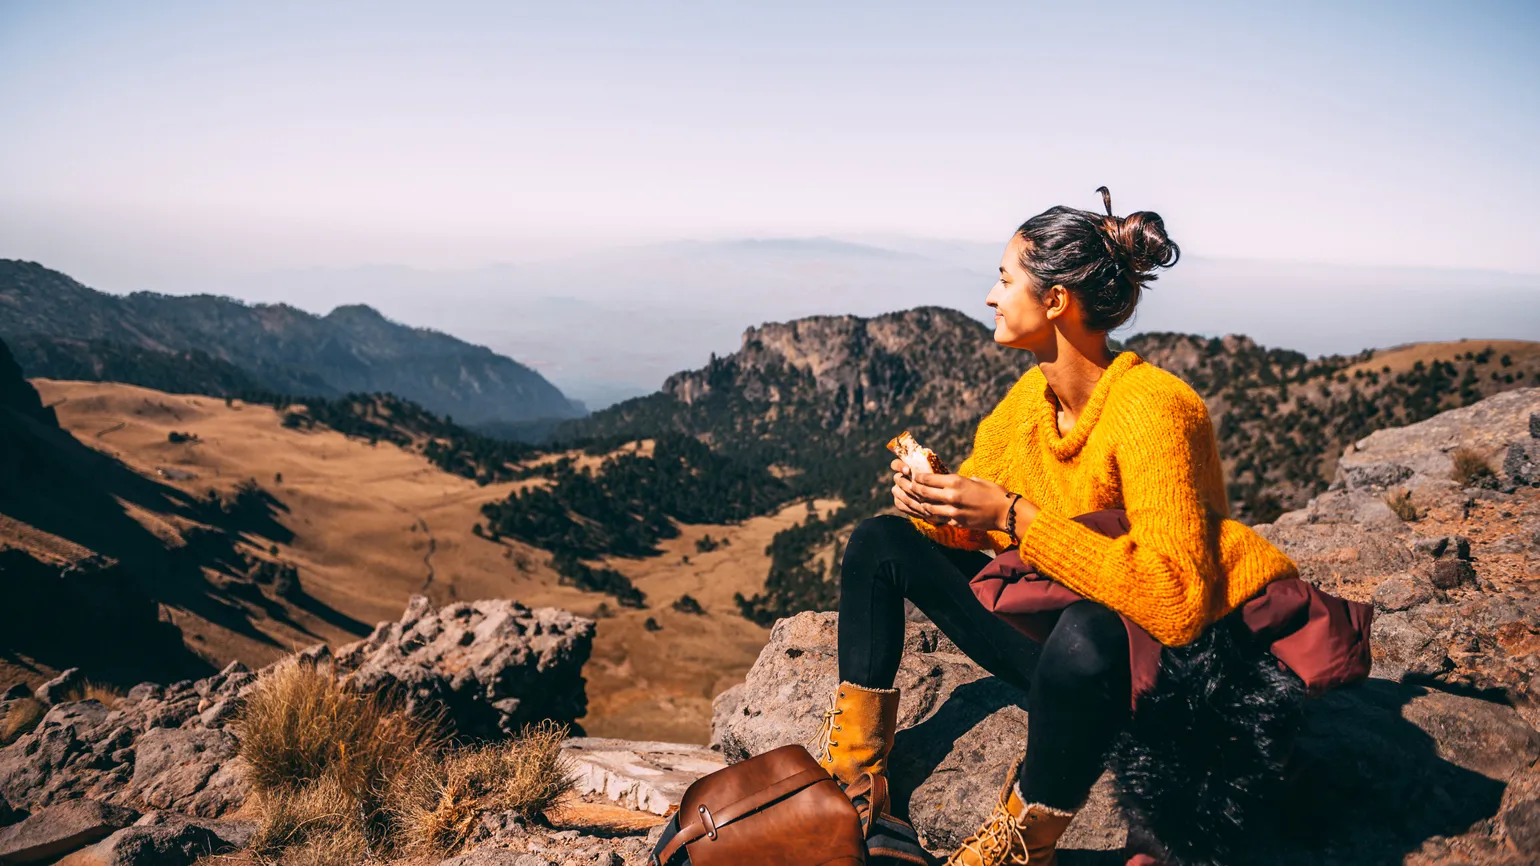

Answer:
[987,234,1059,351]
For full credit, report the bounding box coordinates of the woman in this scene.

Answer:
[807,188,1299,866]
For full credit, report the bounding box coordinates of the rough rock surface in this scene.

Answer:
[1258,388,1540,726]
[562,738,725,815]
[0,799,137,863]
[712,610,1540,863]
[331,595,596,738]
[55,812,239,866]
[0,660,256,816]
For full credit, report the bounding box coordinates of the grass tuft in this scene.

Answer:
[233,659,442,863]
[1,697,46,745]
[389,720,576,856]
[1385,489,1420,522]
[1450,447,1498,488]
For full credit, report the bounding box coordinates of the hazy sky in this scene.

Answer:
[3,0,1539,291]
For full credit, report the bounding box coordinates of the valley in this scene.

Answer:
[9,379,828,742]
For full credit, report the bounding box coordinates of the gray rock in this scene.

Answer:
[125,728,246,818]
[130,810,255,849]
[0,799,138,863]
[1334,389,1540,490]
[54,819,232,866]
[334,595,595,737]
[34,669,85,706]
[1504,441,1540,486]
[1371,573,1434,612]
[562,738,725,815]
[1370,611,1451,680]
[0,701,126,811]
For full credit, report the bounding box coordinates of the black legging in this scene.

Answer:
[838,515,1131,811]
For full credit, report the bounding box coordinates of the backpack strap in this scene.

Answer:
[652,767,831,865]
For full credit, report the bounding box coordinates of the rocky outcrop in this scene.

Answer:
[0,596,601,864]
[1259,388,1540,726]
[0,662,256,816]
[329,595,596,738]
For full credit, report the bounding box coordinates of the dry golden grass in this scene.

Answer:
[1385,489,1421,522]
[59,681,124,707]
[1450,447,1498,489]
[234,660,442,863]
[1,697,46,745]
[389,720,576,856]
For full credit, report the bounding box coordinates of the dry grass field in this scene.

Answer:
[23,379,827,742]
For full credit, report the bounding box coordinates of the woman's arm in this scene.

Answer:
[1015,389,1222,646]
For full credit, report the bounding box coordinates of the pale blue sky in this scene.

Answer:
[2,0,1538,290]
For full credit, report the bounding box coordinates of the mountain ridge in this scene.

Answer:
[0,259,581,425]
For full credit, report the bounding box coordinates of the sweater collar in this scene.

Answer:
[1032,350,1143,460]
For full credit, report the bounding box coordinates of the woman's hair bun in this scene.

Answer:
[1095,186,1180,291]
[1014,187,1182,332]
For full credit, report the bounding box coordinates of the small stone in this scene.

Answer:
[1372,574,1435,613]
[1431,558,1477,590]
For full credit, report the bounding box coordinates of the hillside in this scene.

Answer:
[2,368,820,742]
[0,259,581,425]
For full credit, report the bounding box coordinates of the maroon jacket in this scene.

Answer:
[969,510,1374,710]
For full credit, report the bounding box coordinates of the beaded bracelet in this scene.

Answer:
[1005,492,1023,546]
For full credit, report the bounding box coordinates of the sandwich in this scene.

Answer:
[887,430,951,477]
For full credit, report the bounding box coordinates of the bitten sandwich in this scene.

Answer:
[887,430,951,477]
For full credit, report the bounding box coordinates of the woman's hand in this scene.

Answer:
[891,459,1035,533]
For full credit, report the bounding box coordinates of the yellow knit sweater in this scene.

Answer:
[911,350,1298,647]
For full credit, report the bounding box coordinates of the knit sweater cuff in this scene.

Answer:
[908,515,1009,552]
[1017,508,1116,590]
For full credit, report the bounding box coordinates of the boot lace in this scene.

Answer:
[946,790,1030,866]
[808,692,844,761]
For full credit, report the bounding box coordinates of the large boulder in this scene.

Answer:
[1258,388,1540,727]
[712,611,1540,863]
[332,595,595,738]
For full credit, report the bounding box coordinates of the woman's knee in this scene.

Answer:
[843,515,918,569]
[1036,602,1129,693]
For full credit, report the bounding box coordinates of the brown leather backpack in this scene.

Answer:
[651,744,868,866]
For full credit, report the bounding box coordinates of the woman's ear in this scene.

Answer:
[1043,284,1071,320]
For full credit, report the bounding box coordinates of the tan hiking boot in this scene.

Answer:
[945,764,1077,866]
[807,681,900,785]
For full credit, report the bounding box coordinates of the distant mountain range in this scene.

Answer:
[0,260,583,426]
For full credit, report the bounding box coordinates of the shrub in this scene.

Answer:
[1,697,45,745]
[1450,447,1498,489]
[389,721,575,856]
[1385,489,1420,522]
[672,594,705,615]
[233,660,441,861]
